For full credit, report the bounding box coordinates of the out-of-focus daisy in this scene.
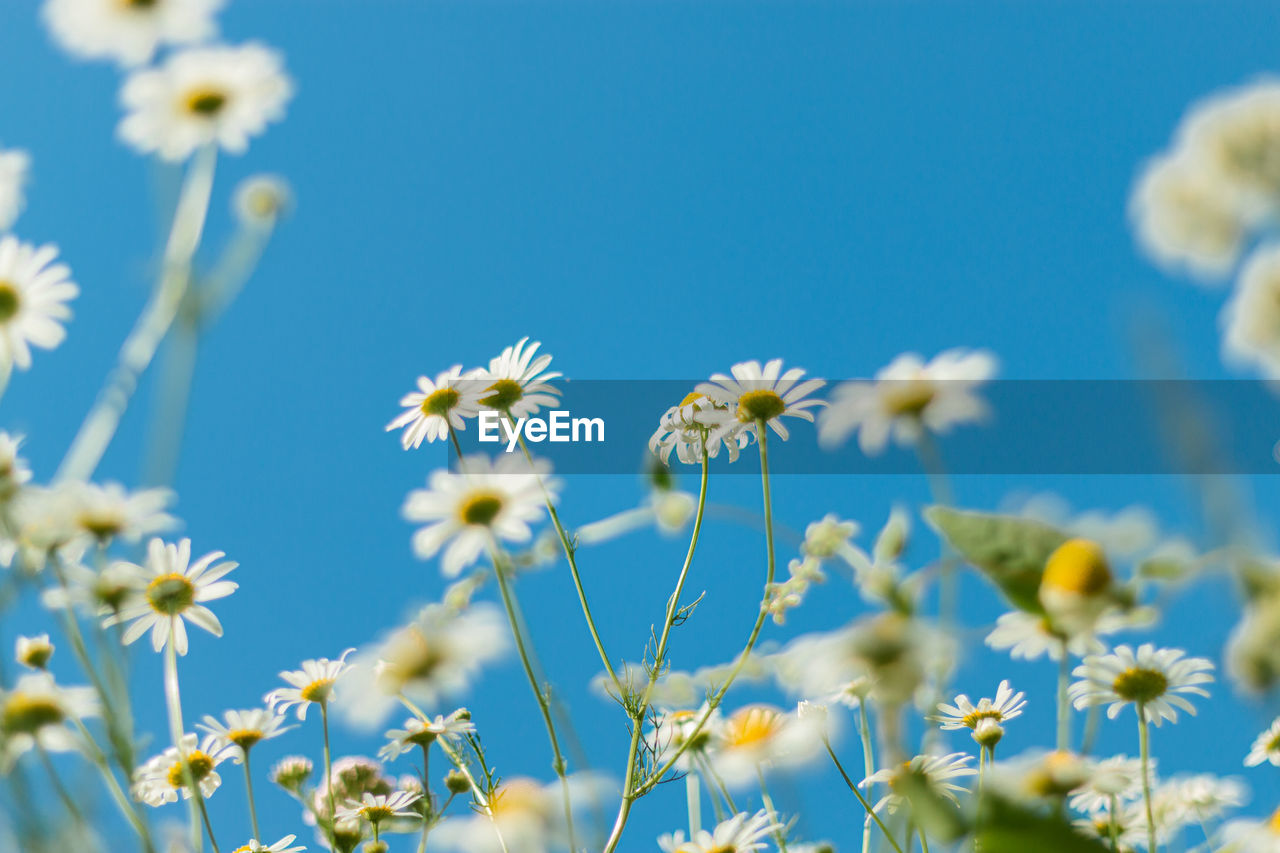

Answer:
[1069,755,1146,815]
[475,337,561,418]
[1222,808,1280,853]
[1072,803,1147,852]
[984,611,1108,662]
[1154,773,1246,825]
[819,348,996,454]
[861,752,976,816]
[1179,81,1280,210]
[107,537,237,656]
[1224,244,1280,378]
[337,603,507,730]
[386,366,483,449]
[933,680,1025,750]
[1039,538,1115,635]
[695,359,825,444]
[228,836,304,853]
[265,649,355,721]
[0,672,98,771]
[40,556,140,616]
[431,774,607,853]
[0,431,32,502]
[801,514,863,564]
[648,392,751,465]
[132,732,235,806]
[651,703,724,772]
[1068,644,1214,726]
[1247,717,1280,767]
[268,755,313,793]
[709,703,823,788]
[334,790,422,826]
[43,0,223,67]
[233,173,293,226]
[378,709,474,761]
[118,43,293,161]
[68,481,176,544]
[658,810,782,853]
[198,707,293,760]
[0,148,30,232]
[15,634,54,670]
[0,236,78,372]
[987,750,1091,805]
[402,454,555,577]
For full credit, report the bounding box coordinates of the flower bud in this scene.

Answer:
[15,634,53,670]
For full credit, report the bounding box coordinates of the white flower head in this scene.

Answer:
[15,634,54,670]
[862,752,976,816]
[386,366,483,449]
[264,648,355,720]
[1068,643,1215,726]
[0,672,99,771]
[658,810,782,853]
[403,454,555,577]
[132,732,235,807]
[0,148,30,232]
[474,337,562,418]
[694,359,825,446]
[334,790,422,826]
[1247,716,1280,767]
[378,709,474,761]
[43,0,223,67]
[107,537,238,656]
[0,431,32,502]
[933,680,1026,747]
[198,707,293,759]
[0,236,78,371]
[1069,754,1147,815]
[431,774,609,853]
[1223,808,1280,853]
[119,42,293,161]
[984,610,1109,662]
[1154,773,1247,825]
[651,703,724,772]
[228,836,304,853]
[819,348,997,454]
[68,481,177,544]
[709,703,824,788]
[233,173,293,225]
[1224,243,1280,378]
[648,391,752,465]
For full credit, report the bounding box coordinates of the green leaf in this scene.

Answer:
[924,506,1069,613]
[974,795,1111,853]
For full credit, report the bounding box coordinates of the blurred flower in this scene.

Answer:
[658,810,781,853]
[1069,755,1146,815]
[119,42,293,161]
[987,749,1091,804]
[1222,807,1280,852]
[475,337,561,418]
[233,173,293,225]
[14,634,53,670]
[0,672,98,771]
[0,148,30,232]
[1246,716,1280,767]
[1069,644,1214,726]
[431,774,609,853]
[862,752,975,815]
[695,358,825,444]
[1153,773,1246,826]
[265,648,355,720]
[68,481,176,544]
[269,755,313,792]
[984,610,1127,662]
[1039,538,1114,635]
[0,236,78,371]
[42,0,223,67]
[708,703,823,788]
[132,732,235,806]
[1225,243,1280,377]
[40,555,140,615]
[198,707,293,760]
[651,704,723,772]
[0,431,31,503]
[386,366,483,449]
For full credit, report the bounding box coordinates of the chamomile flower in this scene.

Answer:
[0,148,30,233]
[403,454,555,577]
[648,392,752,465]
[386,366,483,449]
[269,755,313,792]
[709,703,824,788]
[15,634,54,670]
[68,481,176,544]
[475,337,561,418]
[1155,773,1247,823]
[819,348,997,454]
[40,556,141,616]
[119,43,293,161]
[229,836,304,853]
[1224,244,1280,377]
[987,750,1091,804]
[334,790,422,826]
[658,810,782,853]
[0,236,78,371]
[0,672,98,771]
[985,610,1108,662]
[1069,755,1147,815]
[233,173,292,226]
[1222,808,1280,852]
[43,0,223,67]
[695,359,825,444]
[861,752,976,816]
[1247,717,1280,767]
[933,680,1026,749]
[378,709,475,761]
[133,733,235,806]
[1069,644,1215,726]
[651,704,724,771]
[0,431,31,502]
[107,538,237,656]
[431,774,608,853]
[264,649,355,721]
[198,707,293,760]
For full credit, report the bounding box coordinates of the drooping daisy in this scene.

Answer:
[264,648,355,721]
[0,672,98,771]
[0,148,30,232]
[695,359,825,444]
[334,790,422,827]
[1224,244,1280,377]
[430,774,608,853]
[933,680,1026,751]
[15,634,54,670]
[335,603,507,730]
[198,707,293,760]
[0,236,78,371]
[861,752,977,816]
[648,391,752,465]
[709,703,824,788]
[474,337,561,418]
[228,835,305,853]
[402,454,555,577]
[378,709,475,761]
[818,349,997,454]
[107,537,237,655]
[68,481,176,544]
[132,732,236,806]
[386,366,483,449]
[42,0,223,67]
[118,42,293,161]
[1069,755,1147,815]
[1068,644,1215,726]
[658,810,782,853]
[1247,717,1280,767]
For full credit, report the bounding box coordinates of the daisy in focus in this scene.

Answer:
[378,708,474,760]
[933,679,1025,751]
[1246,716,1280,767]
[475,337,561,418]
[334,790,422,828]
[386,365,483,449]
[0,148,30,232]
[265,649,355,721]
[0,672,98,771]
[402,454,555,577]
[107,537,238,655]
[0,236,78,372]
[42,0,223,67]
[198,707,293,759]
[133,732,236,806]
[695,358,825,444]
[818,348,996,454]
[1068,643,1214,725]
[118,42,293,161]
[658,810,782,853]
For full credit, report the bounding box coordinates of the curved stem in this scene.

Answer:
[37,742,84,825]
[824,739,904,853]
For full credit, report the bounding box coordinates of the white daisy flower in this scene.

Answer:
[1069,755,1147,815]
[1068,643,1215,726]
[0,431,32,502]
[933,679,1026,749]
[658,810,782,853]
[708,703,824,788]
[15,634,54,670]
[1224,244,1280,377]
[1247,717,1280,767]
[378,709,475,761]
[40,556,141,616]
[0,672,98,771]
[233,173,293,226]
[648,392,752,465]
[68,481,176,544]
[651,703,724,772]
[268,755,313,792]
[0,148,30,232]
[0,236,78,371]
[430,774,609,853]
[474,337,561,418]
[386,366,483,449]
[334,790,422,826]
[42,0,223,67]
[1179,80,1280,209]
[106,537,238,656]
[132,732,235,806]
[1154,773,1246,824]
[118,42,293,161]
[694,359,825,445]
[818,348,996,454]
[986,750,1092,805]
[1222,808,1280,853]
[335,603,507,730]
[862,752,976,816]
[264,648,355,720]
[198,707,293,760]
[228,835,304,853]
[1072,803,1148,852]
[402,454,555,577]
[985,610,1109,662]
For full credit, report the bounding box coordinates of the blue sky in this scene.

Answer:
[4,0,1280,848]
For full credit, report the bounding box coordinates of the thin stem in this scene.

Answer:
[1109,793,1120,853]
[196,793,221,853]
[919,828,931,853]
[37,742,85,825]
[701,756,739,814]
[244,751,261,841]
[1138,707,1155,853]
[418,744,431,853]
[163,630,204,853]
[824,739,904,853]
[685,770,701,837]
[757,767,789,853]
[859,702,876,853]
[70,716,155,852]
[1057,646,1071,752]
[695,754,726,822]
[321,702,338,851]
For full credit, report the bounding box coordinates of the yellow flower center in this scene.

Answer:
[300,678,335,704]
[121,0,158,8]
[961,708,1003,729]
[459,490,504,527]
[1267,733,1280,754]
[1,693,64,734]
[421,387,460,418]
[480,379,524,410]
[1112,667,1168,704]
[707,846,736,853]
[227,728,264,751]
[1269,806,1280,835]
[78,509,125,540]
[679,391,704,407]
[736,390,786,423]
[363,804,395,823]
[167,751,214,789]
[146,573,195,616]
[723,705,783,749]
[1042,539,1112,596]
[0,283,19,323]
[185,88,228,117]
[882,380,936,418]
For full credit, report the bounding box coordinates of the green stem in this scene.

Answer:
[418,744,431,853]
[824,739,904,853]
[1109,793,1120,853]
[244,751,261,841]
[1057,645,1071,752]
[757,767,789,853]
[321,702,338,851]
[36,742,85,825]
[685,770,701,836]
[1138,706,1155,853]
[163,630,208,853]
[859,702,876,853]
[70,716,154,852]
[702,755,739,814]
